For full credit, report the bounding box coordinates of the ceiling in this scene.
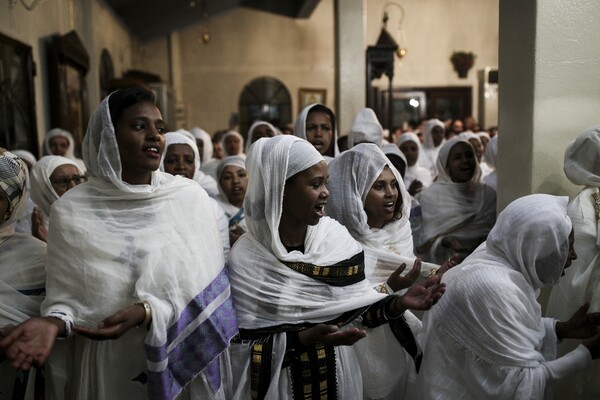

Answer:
[103,0,321,42]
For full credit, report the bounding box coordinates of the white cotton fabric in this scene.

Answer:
[30,155,82,218]
[11,149,37,168]
[348,108,384,148]
[44,128,86,172]
[0,150,46,400]
[245,120,279,153]
[327,143,439,283]
[293,103,339,160]
[191,127,214,165]
[227,135,401,399]
[418,119,445,175]
[397,133,433,190]
[160,131,230,257]
[160,131,219,197]
[546,125,600,398]
[41,94,234,400]
[416,138,496,264]
[381,143,407,176]
[417,194,592,400]
[483,135,498,190]
[214,156,247,233]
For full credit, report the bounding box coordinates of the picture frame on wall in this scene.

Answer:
[298,88,327,111]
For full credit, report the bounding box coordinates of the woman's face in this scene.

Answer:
[219,165,248,207]
[431,126,445,147]
[49,136,69,156]
[364,167,399,229]
[305,111,333,155]
[213,141,224,159]
[469,138,484,163]
[114,101,166,185]
[281,161,329,228]
[563,229,577,272]
[251,124,276,143]
[446,142,476,183]
[0,190,9,221]
[399,141,419,167]
[224,135,241,155]
[163,144,196,179]
[50,164,85,197]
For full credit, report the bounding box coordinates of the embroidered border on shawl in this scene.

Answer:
[289,342,337,400]
[249,336,275,400]
[279,252,365,286]
[145,268,238,400]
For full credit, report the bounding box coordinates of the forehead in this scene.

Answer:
[51,163,79,177]
[166,143,194,155]
[50,136,69,144]
[375,166,396,181]
[449,142,472,155]
[307,111,332,123]
[118,101,162,123]
[222,164,245,174]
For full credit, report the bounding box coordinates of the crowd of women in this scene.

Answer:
[1,86,600,399]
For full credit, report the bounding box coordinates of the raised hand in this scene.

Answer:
[437,254,459,277]
[556,303,600,340]
[298,324,367,347]
[0,317,63,370]
[73,304,146,341]
[387,258,422,292]
[408,180,424,196]
[31,207,48,243]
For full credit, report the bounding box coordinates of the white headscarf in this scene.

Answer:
[417,138,496,263]
[293,103,339,159]
[382,143,407,177]
[44,128,86,172]
[348,108,384,148]
[43,93,237,399]
[215,155,247,223]
[11,150,37,168]
[563,124,600,186]
[30,155,82,217]
[245,120,279,153]
[230,135,384,328]
[190,127,214,164]
[422,119,445,149]
[417,195,575,399]
[220,130,245,157]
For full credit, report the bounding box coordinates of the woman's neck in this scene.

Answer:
[278,221,307,248]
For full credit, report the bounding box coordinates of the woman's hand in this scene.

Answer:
[298,324,366,347]
[31,207,48,243]
[229,224,245,246]
[0,317,63,370]
[556,303,600,340]
[441,236,470,253]
[388,275,446,317]
[387,258,422,292]
[73,304,146,341]
[437,254,459,277]
[408,180,423,196]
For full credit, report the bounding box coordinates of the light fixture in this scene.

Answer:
[381,2,408,59]
[198,0,210,44]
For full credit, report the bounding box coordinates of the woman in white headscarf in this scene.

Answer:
[245,120,279,153]
[547,125,600,399]
[1,87,237,400]
[44,128,86,173]
[347,108,384,148]
[0,148,46,400]
[417,138,496,264]
[215,156,247,246]
[190,127,214,165]
[11,150,37,235]
[397,133,433,195]
[483,135,498,191]
[418,119,446,175]
[417,194,600,400]
[458,131,492,179]
[293,103,339,160]
[220,131,245,159]
[226,135,444,400]
[29,155,86,242]
[160,131,230,257]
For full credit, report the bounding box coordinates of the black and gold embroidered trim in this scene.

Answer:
[280,252,365,286]
[289,341,337,400]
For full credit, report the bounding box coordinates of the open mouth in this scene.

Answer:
[143,146,161,159]
[311,140,324,150]
[314,203,326,217]
[384,201,395,212]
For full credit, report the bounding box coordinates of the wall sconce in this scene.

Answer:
[198,0,210,44]
[381,2,408,59]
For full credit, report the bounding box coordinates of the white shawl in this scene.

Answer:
[245,120,279,153]
[214,156,247,232]
[44,128,86,172]
[397,133,434,190]
[417,138,496,264]
[30,155,83,220]
[348,108,384,148]
[190,127,214,165]
[42,95,237,399]
[418,119,445,175]
[418,194,592,399]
